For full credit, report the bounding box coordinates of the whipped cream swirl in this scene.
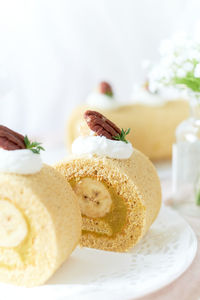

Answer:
[131,85,188,106]
[86,92,119,110]
[0,149,42,174]
[72,135,133,159]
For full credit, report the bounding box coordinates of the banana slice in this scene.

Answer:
[73,178,112,218]
[0,200,28,248]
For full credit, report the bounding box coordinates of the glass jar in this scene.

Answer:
[172,96,200,215]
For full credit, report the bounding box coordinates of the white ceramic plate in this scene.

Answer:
[1,206,197,300]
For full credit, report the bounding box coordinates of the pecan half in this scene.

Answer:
[0,125,26,150]
[84,110,121,140]
[98,81,113,96]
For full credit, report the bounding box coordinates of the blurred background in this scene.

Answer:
[0,0,200,160]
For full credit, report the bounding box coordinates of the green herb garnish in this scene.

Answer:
[105,91,113,97]
[113,128,130,144]
[24,135,45,154]
[173,73,200,92]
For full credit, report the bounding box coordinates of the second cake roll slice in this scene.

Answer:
[56,110,161,252]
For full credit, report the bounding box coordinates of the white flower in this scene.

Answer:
[176,69,187,78]
[148,32,200,94]
[162,56,174,67]
[162,69,174,81]
[194,64,200,78]
[183,62,193,72]
[174,55,186,65]
[188,50,200,61]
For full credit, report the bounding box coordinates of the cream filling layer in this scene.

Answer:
[0,200,27,247]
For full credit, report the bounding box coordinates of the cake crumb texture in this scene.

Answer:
[56,149,161,252]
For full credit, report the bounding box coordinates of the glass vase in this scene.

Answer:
[172,96,200,216]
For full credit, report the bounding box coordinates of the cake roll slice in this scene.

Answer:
[66,81,189,161]
[56,110,161,252]
[0,126,81,287]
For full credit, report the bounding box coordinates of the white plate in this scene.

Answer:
[1,206,197,300]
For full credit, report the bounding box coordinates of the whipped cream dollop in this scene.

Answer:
[0,149,43,174]
[131,85,188,106]
[72,135,133,159]
[86,93,119,110]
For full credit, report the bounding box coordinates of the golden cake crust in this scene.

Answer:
[56,149,161,252]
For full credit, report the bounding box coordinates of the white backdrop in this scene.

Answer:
[0,0,199,144]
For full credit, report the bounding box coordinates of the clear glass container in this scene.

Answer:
[172,96,200,215]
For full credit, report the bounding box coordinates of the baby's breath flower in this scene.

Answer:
[148,33,200,95]
[194,64,200,78]
[183,62,194,72]
[176,69,187,78]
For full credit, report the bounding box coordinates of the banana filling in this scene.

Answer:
[71,177,127,236]
[73,178,112,218]
[0,200,28,248]
[0,199,35,269]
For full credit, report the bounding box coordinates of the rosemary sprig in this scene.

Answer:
[113,128,130,144]
[105,91,113,97]
[24,135,45,154]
